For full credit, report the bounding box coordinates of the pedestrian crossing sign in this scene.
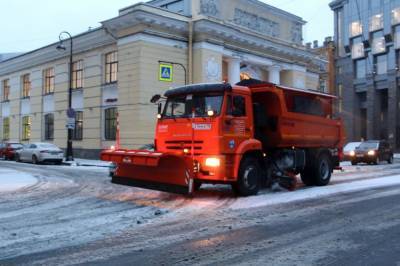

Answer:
[159,64,173,82]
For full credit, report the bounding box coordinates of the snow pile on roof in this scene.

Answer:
[0,169,37,192]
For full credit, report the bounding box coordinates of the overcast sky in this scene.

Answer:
[0,0,333,53]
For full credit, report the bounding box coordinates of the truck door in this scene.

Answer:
[223,94,252,152]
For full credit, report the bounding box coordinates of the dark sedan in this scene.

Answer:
[351,140,393,165]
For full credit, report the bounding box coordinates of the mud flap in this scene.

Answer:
[102,150,195,195]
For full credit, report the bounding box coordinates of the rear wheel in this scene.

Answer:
[314,154,332,186]
[388,154,394,164]
[193,181,202,191]
[233,157,261,196]
[300,168,314,186]
[32,155,38,165]
[301,152,332,187]
[15,154,21,162]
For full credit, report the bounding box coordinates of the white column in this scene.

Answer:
[268,65,281,84]
[227,57,241,85]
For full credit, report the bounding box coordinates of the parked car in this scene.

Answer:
[351,140,394,165]
[109,144,155,177]
[15,143,64,164]
[343,142,361,161]
[0,142,24,160]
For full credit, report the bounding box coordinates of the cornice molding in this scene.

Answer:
[0,29,115,77]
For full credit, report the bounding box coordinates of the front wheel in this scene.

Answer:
[351,160,357,166]
[374,156,380,165]
[232,157,261,197]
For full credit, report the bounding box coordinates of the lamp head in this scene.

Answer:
[56,42,66,51]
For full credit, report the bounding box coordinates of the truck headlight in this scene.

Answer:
[368,150,376,156]
[349,150,355,157]
[205,158,220,167]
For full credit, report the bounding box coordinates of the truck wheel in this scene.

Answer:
[388,155,393,164]
[233,157,261,196]
[313,153,332,186]
[300,168,314,186]
[193,181,202,191]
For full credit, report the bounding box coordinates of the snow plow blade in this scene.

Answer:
[101,150,194,195]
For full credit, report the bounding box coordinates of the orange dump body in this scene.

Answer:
[101,81,345,194]
[250,83,345,149]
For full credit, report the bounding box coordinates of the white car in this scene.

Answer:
[16,143,64,164]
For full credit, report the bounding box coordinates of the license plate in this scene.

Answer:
[51,152,58,155]
[356,155,363,158]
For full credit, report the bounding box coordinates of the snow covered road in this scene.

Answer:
[1,159,400,265]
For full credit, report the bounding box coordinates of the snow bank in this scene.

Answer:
[0,169,37,192]
[231,174,400,210]
[64,159,112,168]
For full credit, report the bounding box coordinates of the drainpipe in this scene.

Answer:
[188,21,193,84]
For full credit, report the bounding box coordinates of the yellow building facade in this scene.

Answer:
[0,0,327,158]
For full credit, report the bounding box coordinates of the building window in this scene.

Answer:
[350,21,363,37]
[22,74,31,98]
[375,54,387,75]
[371,31,386,55]
[44,113,54,140]
[319,78,327,93]
[2,79,10,101]
[72,60,83,89]
[393,8,400,25]
[3,117,10,140]
[370,14,384,32]
[351,37,365,59]
[73,111,83,140]
[22,116,31,141]
[104,108,117,140]
[43,68,55,95]
[355,59,366,79]
[105,52,118,84]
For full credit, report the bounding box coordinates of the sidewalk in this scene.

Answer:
[63,159,112,168]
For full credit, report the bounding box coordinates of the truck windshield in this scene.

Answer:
[163,94,224,118]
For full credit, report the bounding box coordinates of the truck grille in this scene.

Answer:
[165,140,204,152]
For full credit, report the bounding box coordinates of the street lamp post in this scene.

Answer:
[57,31,74,161]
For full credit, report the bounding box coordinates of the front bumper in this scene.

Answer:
[194,155,236,183]
[351,154,376,163]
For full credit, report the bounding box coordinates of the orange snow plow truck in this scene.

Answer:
[101,79,345,196]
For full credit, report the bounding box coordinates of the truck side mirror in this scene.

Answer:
[151,94,161,104]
